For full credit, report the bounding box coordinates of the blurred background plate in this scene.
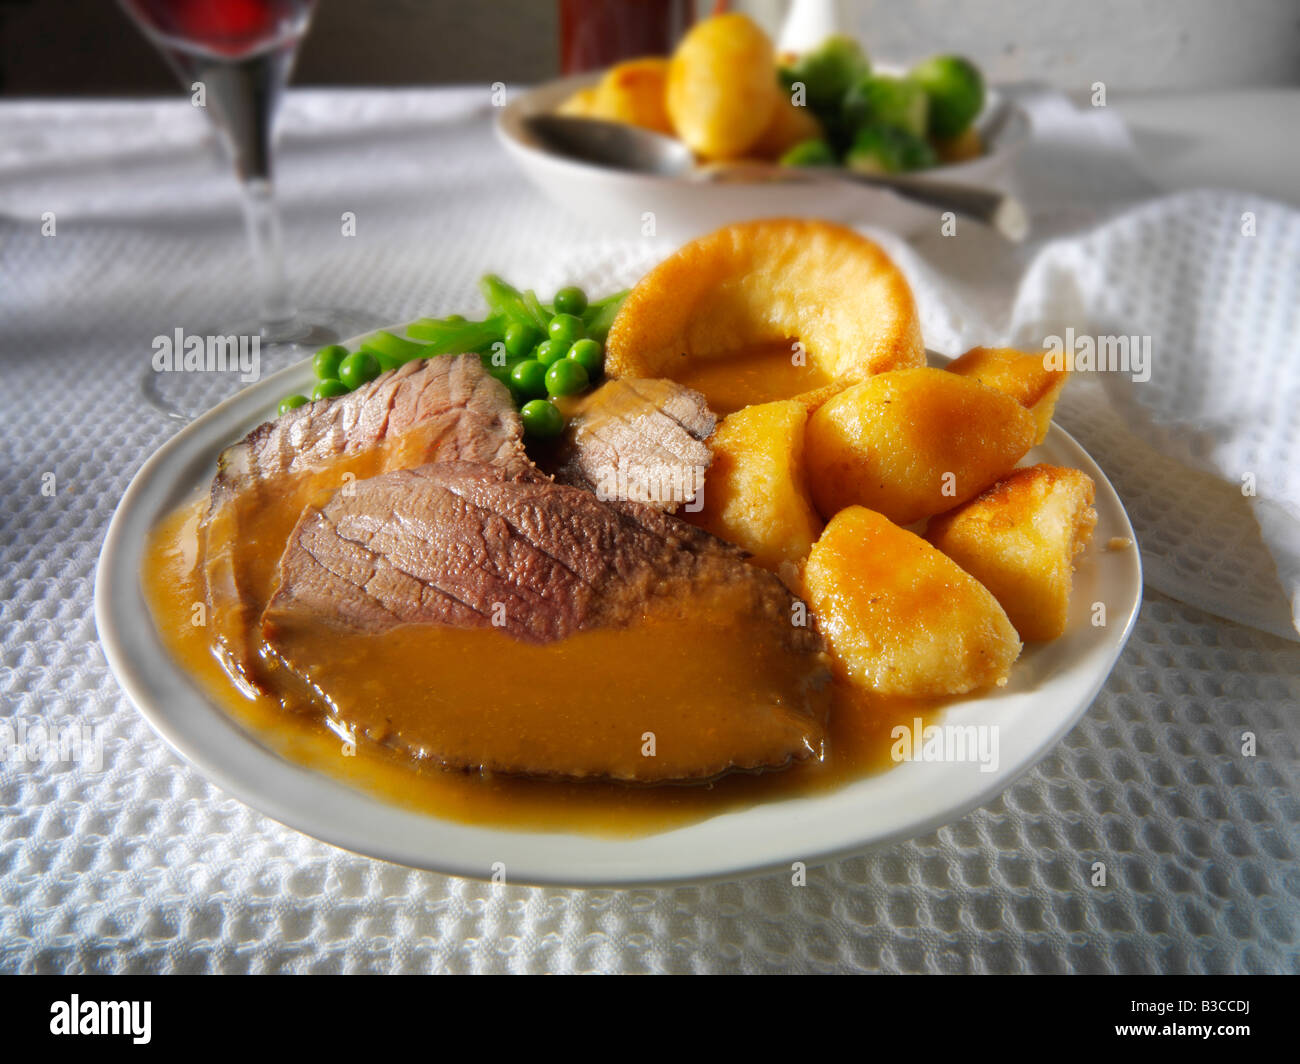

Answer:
[497,71,1029,241]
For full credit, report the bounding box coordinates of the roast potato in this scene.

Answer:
[946,346,1068,445]
[666,14,781,160]
[687,400,823,572]
[804,506,1021,696]
[926,464,1097,641]
[803,367,1037,524]
[749,94,824,159]
[592,57,673,135]
[605,219,924,409]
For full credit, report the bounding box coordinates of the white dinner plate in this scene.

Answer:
[496,72,1031,241]
[96,337,1142,887]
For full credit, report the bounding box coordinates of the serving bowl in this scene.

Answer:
[497,72,1030,242]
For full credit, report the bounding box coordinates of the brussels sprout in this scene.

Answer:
[780,34,870,118]
[779,138,839,167]
[910,54,985,139]
[843,75,929,139]
[845,125,937,174]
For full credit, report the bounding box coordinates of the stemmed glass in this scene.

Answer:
[119,0,374,419]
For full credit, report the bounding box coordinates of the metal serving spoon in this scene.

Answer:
[522,113,1029,243]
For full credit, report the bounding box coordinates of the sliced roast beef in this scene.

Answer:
[261,461,830,781]
[202,355,528,692]
[545,378,715,511]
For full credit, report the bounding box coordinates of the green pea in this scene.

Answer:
[520,398,564,439]
[444,313,466,323]
[338,351,381,390]
[553,286,588,316]
[278,394,310,416]
[535,338,568,366]
[313,344,347,381]
[567,338,603,378]
[311,379,350,401]
[547,313,585,348]
[544,358,589,397]
[509,358,548,400]
[504,322,542,358]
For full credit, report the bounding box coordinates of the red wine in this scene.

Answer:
[121,0,316,58]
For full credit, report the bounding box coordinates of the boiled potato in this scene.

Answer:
[946,346,1068,444]
[605,219,924,408]
[926,464,1097,641]
[804,506,1021,696]
[594,57,673,135]
[687,400,823,572]
[804,367,1037,525]
[666,14,781,160]
[749,94,824,159]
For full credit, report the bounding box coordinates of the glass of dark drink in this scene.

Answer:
[119,0,373,418]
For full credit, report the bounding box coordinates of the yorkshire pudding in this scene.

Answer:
[604,219,925,412]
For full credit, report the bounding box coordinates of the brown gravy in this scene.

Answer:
[672,343,835,415]
[143,498,938,837]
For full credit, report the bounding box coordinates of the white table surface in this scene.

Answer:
[0,87,1296,974]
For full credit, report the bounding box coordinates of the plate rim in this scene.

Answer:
[95,339,1143,888]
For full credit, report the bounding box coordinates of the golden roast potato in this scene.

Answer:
[804,506,1021,696]
[926,464,1097,641]
[946,346,1069,445]
[803,367,1037,524]
[687,400,823,573]
[666,13,781,160]
[593,57,673,135]
[749,94,824,159]
[605,219,924,411]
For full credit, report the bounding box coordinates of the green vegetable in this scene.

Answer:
[535,338,568,366]
[504,322,542,358]
[844,75,929,139]
[544,358,589,397]
[779,138,838,167]
[508,358,548,400]
[338,351,381,390]
[311,379,350,401]
[364,330,432,365]
[520,399,564,439]
[910,54,984,139]
[553,286,588,316]
[547,313,585,348]
[522,290,551,331]
[780,34,870,117]
[480,274,541,332]
[405,316,507,356]
[278,394,309,416]
[581,289,628,341]
[567,338,603,377]
[845,125,937,174]
[313,345,347,381]
[444,313,466,323]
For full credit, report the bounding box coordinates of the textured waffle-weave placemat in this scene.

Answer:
[1,91,1296,973]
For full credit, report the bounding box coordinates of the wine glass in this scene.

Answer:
[119,0,376,419]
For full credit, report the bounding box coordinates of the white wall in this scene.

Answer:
[746,0,1300,91]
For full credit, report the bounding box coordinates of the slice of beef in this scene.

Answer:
[261,461,830,781]
[543,378,715,511]
[202,355,529,693]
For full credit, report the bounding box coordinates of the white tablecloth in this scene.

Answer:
[1,88,1296,974]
